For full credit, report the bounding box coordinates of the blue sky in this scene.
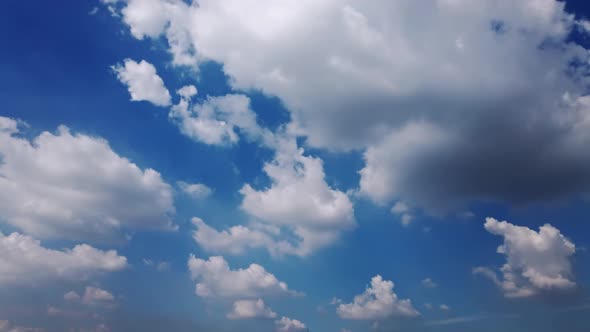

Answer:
[1,1,590,331]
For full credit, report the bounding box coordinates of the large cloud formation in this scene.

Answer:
[113,59,356,256]
[107,0,590,213]
[474,217,576,298]
[0,117,175,242]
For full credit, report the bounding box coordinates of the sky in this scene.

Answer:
[1,0,590,331]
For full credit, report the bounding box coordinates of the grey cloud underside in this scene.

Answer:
[365,98,590,210]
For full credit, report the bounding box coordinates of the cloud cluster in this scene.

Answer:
[187,255,305,327]
[169,88,266,146]
[0,117,175,242]
[239,136,356,256]
[275,316,307,332]
[113,58,356,258]
[0,232,126,286]
[113,64,268,146]
[191,136,356,257]
[337,275,419,320]
[189,131,356,258]
[187,255,299,299]
[474,217,576,297]
[108,0,590,214]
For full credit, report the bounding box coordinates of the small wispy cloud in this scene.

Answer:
[425,313,518,326]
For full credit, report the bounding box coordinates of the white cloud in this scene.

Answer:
[106,0,590,214]
[65,287,116,309]
[116,0,199,65]
[191,217,295,257]
[177,181,212,199]
[391,202,409,214]
[474,217,576,297]
[0,320,43,332]
[240,136,355,256]
[0,232,126,286]
[421,278,437,289]
[169,89,266,146]
[85,287,115,306]
[337,275,419,320]
[400,214,414,226]
[177,85,197,99]
[439,304,450,311]
[391,201,414,226]
[143,258,171,271]
[120,0,170,40]
[226,299,277,320]
[577,20,590,34]
[0,117,175,242]
[64,291,81,302]
[275,316,307,332]
[112,59,171,106]
[187,255,299,299]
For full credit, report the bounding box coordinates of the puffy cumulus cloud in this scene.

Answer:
[169,88,267,146]
[0,320,43,332]
[112,59,171,106]
[0,232,126,286]
[226,299,277,320]
[177,181,212,199]
[106,0,590,213]
[275,316,307,332]
[240,137,356,256]
[337,275,419,320]
[474,217,576,298]
[0,117,175,241]
[187,255,300,299]
[191,136,356,257]
[65,287,116,307]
